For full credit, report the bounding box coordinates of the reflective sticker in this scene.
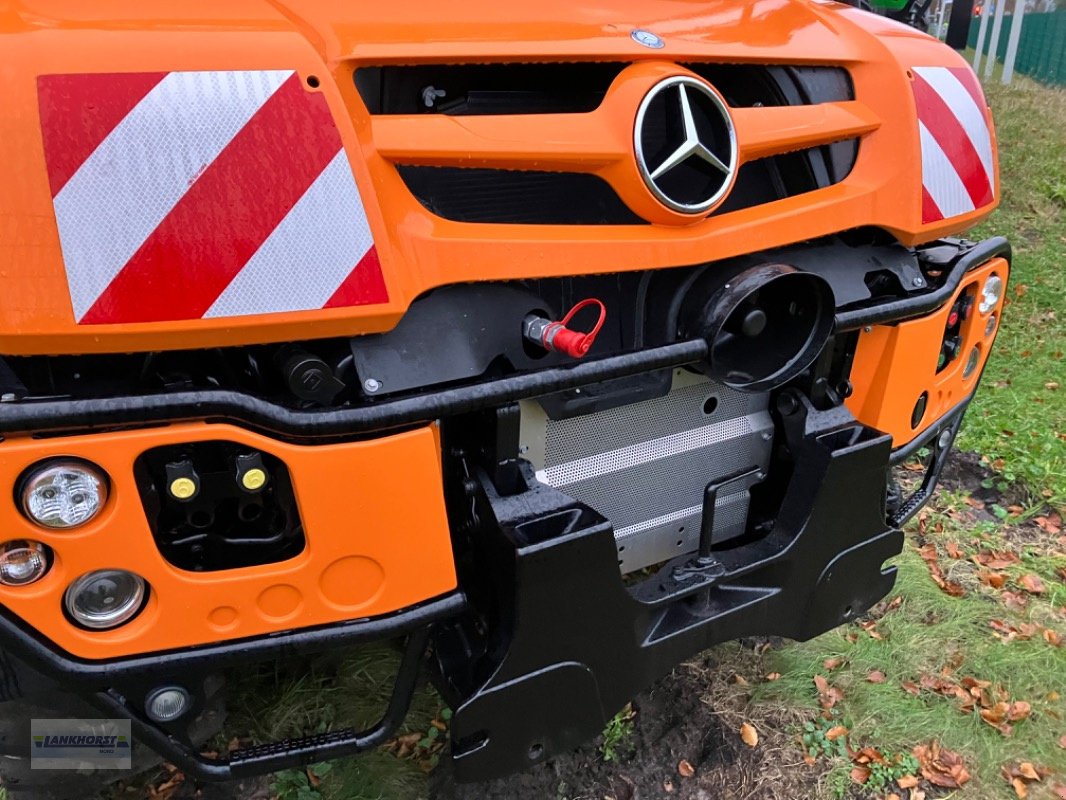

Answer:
[37,71,386,324]
[912,66,995,223]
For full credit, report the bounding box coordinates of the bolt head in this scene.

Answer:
[363,378,382,393]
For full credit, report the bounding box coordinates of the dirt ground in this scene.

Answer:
[439,650,821,800]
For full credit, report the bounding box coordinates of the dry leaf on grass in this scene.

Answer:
[974,550,1020,569]
[1019,574,1046,594]
[978,569,1008,588]
[824,725,848,741]
[823,657,845,671]
[897,774,919,789]
[765,672,781,681]
[850,766,871,785]
[739,722,759,748]
[1003,761,1050,798]
[677,759,695,778]
[866,670,887,684]
[913,741,971,788]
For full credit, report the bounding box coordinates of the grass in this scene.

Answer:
[219,642,445,800]
[955,75,1066,503]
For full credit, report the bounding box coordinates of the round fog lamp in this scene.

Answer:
[979,274,1003,314]
[0,540,51,586]
[21,460,108,529]
[65,569,146,630]
[145,686,191,722]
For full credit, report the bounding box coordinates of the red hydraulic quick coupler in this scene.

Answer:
[522,298,607,359]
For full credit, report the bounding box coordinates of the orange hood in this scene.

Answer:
[0,0,995,354]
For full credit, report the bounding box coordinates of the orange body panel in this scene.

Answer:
[846,258,1009,447]
[0,423,457,659]
[0,0,997,354]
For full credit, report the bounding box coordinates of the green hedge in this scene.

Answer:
[967,9,1066,86]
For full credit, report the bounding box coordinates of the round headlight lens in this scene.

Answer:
[0,540,51,586]
[21,460,108,529]
[145,686,191,722]
[979,274,1004,314]
[64,569,146,630]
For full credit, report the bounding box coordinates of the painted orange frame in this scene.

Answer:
[847,257,1009,448]
[0,423,457,660]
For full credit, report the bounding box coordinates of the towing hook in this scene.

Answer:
[523,298,607,359]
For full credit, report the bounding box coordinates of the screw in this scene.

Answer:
[863,326,872,333]
[363,378,382,393]
[912,276,925,287]
[761,431,772,441]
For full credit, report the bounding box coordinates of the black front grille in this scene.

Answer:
[372,63,857,225]
[397,167,645,225]
[355,63,852,116]
[399,139,857,225]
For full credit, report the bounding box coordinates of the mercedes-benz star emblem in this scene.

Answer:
[634,76,738,215]
[630,29,665,49]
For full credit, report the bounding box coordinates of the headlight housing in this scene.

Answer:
[979,274,1004,314]
[64,569,146,630]
[0,540,51,586]
[20,459,108,529]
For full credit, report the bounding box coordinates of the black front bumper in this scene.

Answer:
[435,393,904,781]
[0,237,1007,784]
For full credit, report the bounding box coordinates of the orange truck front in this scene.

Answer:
[0,0,1008,794]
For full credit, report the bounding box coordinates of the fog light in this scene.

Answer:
[979,274,1003,314]
[65,569,146,630]
[145,686,191,722]
[963,346,981,378]
[0,541,51,586]
[21,460,108,529]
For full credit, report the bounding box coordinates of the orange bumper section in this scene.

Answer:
[0,423,456,660]
[847,257,1009,448]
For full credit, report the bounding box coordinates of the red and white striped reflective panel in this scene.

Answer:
[37,71,387,325]
[912,66,995,224]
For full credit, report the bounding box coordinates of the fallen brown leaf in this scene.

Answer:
[1003,590,1029,610]
[823,657,845,671]
[739,722,759,748]
[765,672,782,681]
[897,774,919,789]
[974,550,1020,569]
[825,725,848,741]
[677,759,695,778]
[851,766,871,785]
[914,741,971,788]
[867,670,887,684]
[978,569,1008,589]
[1019,574,1046,594]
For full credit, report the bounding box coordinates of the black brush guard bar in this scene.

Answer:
[0,238,1009,440]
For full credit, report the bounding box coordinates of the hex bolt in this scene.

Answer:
[912,276,925,287]
[363,378,382,393]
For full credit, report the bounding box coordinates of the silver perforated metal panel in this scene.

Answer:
[519,370,773,573]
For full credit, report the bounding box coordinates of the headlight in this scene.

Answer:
[0,540,51,586]
[979,274,1004,314]
[20,459,108,529]
[64,569,146,630]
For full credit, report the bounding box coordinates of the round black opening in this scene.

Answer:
[306,75,321,89]
[911,392,929,429]
[702,396,719,416]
